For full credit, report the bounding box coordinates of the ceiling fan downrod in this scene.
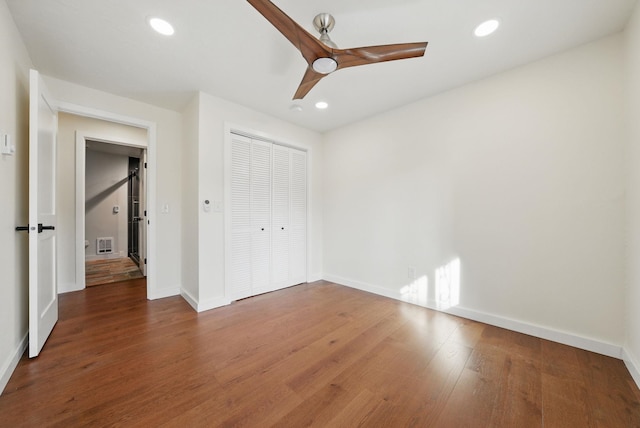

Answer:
[313,13,337,48]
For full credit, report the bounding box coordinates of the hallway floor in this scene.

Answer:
[85,257,144,286]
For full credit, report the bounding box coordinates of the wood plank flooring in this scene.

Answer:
[1,279,639,427]
[85,257,144,287]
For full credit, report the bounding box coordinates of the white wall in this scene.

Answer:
[323,35,626,352]
[180,91,323,311]
[0,0,32,394]
[181,94,200,302]
[85,149,129,259]
[56,112,148,291]
[45,77,183,299]
[624,1,640,385]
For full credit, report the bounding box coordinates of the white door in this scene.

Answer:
[289,148,307,284]
[271,144,290,287]
[226,133,307,300]
[228,135,252,299]
[28,69,58,357]
[250,140,272,294]
[139,149,147,276]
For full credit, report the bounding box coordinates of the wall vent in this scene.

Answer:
[97,237,114,255]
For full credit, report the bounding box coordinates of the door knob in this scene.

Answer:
[15,223,55,233]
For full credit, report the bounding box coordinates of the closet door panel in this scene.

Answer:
[250,140,272,293]
[271,145,290,287]
[229,136,252,299]
[289,149,307,283]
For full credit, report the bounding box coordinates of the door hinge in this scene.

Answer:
[144,210,147,216]
[144,162,147,168]
[144,258,147,265]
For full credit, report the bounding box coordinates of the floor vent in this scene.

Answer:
[97,237,114,255]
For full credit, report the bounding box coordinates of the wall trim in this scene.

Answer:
[0,334,28,396]
[57,101,158,301]
[623,347,640,390]
[307,273,324,283]
[180,289,198,312]
[323,273,623,360]
[58,282,83,294]
[148,286,180,301]
[84,253,127,262]
[444,305,621,359]
[181,288,230,313]
[196,297,232,313]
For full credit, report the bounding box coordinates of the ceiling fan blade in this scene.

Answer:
[247,0,330,66]
[335,42,428,70]
[293,67,327,100]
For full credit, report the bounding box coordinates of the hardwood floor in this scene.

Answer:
[1,279,639,427]
[85,257,144,287]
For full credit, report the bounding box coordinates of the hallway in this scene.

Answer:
[85,258,143,287]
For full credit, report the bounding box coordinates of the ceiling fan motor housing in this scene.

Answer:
[313,13,335,34]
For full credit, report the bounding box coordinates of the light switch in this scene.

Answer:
[1,132,14,155]
[212,200,222,212]
[162,203,170,214]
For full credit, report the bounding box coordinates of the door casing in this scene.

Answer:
[77,135,148,288]
[56,101,158,298]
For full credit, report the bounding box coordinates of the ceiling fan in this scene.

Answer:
[247,0,428,100]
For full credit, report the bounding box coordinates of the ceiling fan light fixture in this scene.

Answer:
[474,19,500,37]
[148,17,175,36]
[312,57,338,74]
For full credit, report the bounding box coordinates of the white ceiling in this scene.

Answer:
[6,0,638,133]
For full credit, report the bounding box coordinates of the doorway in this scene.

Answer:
[83,139,147,287]
[128,156,142,268]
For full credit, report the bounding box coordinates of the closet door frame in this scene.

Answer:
[224,125,311,302]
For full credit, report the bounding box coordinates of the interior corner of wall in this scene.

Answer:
[623,346,640,389]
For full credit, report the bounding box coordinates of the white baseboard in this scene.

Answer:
[58,282,84,294]
[180,289,198,311]
[1,334,28,396]
[197,297,231,312]
[322,273,408,300]
[85,253,126,262]
[444,305,621,359]
[148,286,180,300]
[623,347,640,390]
[307,273,324,283]
[180,288,231,313]
[323,273,623,359]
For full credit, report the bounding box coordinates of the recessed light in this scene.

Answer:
[315,101,329,110]
[149,17,175,36]
[474,19,500,37]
